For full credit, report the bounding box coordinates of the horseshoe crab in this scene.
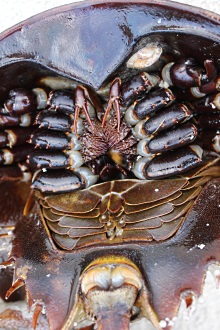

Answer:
[0,1,219,329]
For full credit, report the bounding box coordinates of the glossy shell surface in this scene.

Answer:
[0,1,219,330]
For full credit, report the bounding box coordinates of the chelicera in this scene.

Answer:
[0,1,219,330]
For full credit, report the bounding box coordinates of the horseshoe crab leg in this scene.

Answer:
[102,78,121,131]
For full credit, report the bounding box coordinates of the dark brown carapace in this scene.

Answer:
[0,1,220,330]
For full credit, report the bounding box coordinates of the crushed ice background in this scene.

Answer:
[0,0,219,32]
[0,1,219,330]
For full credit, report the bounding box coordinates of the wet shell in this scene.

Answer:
[0,1,219,330]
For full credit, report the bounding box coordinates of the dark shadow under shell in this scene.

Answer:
[0,1,219,330]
